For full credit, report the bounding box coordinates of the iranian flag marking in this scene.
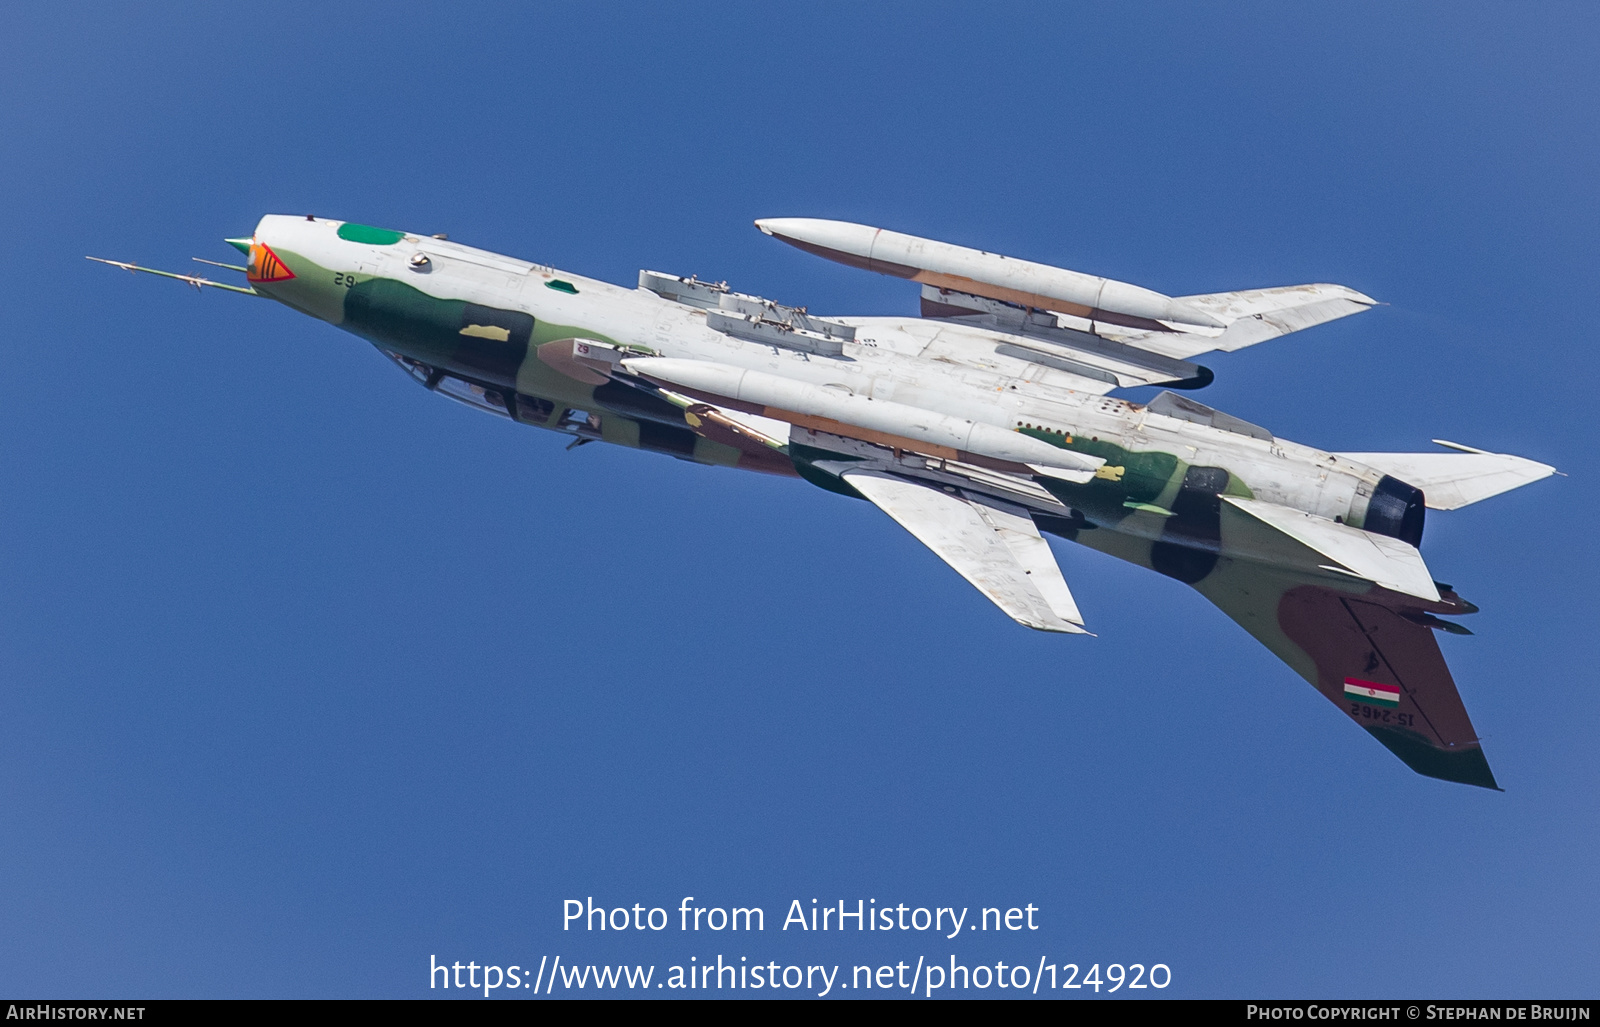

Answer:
[1344,677,1401,708]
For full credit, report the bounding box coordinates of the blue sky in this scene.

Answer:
[1,2,1596,998]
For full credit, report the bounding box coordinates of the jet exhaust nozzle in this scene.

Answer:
[1365,475,1426,547]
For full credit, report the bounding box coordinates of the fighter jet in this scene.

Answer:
[91,215,1556,789]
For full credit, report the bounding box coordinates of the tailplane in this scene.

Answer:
[1336,442,1556,510]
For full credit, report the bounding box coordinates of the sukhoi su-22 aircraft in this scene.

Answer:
[92,215,1556,789]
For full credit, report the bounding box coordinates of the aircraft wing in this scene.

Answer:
[915,281,1375,388]
[1033,283,1378,364]
[1152,284,1378,358]
[755,218,1376,386]
[1187,556,1498,789]
[840,470,1088,634]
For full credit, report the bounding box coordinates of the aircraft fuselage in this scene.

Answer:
[97,212,1559,787]
[248,213,1422,596]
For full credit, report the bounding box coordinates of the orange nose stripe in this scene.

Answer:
[247,243,296,284]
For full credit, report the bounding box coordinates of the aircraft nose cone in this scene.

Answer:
[225,237,253,255]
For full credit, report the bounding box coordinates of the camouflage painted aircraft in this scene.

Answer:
[92,215,1556,789]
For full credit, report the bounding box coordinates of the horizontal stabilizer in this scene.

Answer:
[842,470,1087,633]
[1335,445,1556,510]
[1222,497,1440,602]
